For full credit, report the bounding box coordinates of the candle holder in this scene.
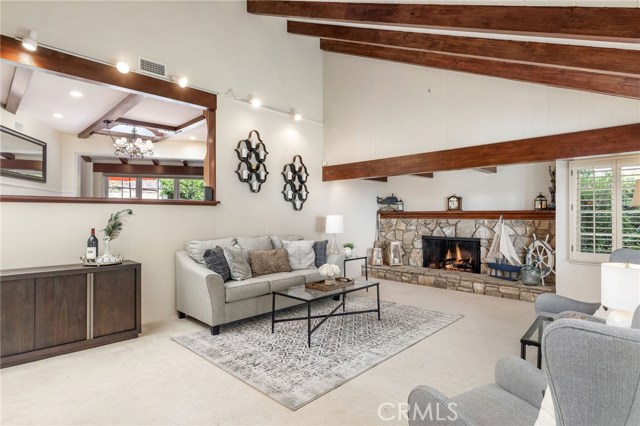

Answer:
[234,130,269,193]
[281,155,309,211]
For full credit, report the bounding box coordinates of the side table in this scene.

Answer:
[520,315,553,369]
[343,256,368,280]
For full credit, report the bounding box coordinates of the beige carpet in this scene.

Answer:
[0,279,538,426]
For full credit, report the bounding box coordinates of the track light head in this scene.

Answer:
[291,110,302,121]
[22,30,37,51]
[172,76,188,88]
[250,97,262,108]
[116,61,130,74]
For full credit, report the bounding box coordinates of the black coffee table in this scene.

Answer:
[520,315,553,369]
[271,280,380,347]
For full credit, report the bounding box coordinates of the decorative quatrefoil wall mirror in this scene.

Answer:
[281,155,309,211]
[234,130,269,193]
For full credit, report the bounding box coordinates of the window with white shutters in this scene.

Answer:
[570,155,640,263]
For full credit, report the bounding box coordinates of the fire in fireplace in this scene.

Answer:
[422,236,481,274]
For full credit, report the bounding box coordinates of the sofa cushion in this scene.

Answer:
[268,269,320,293]
[313,240,329,267]
[283,240,316,270]
[186,237,236,265]
[203,247,231,281]
[452,384,540,426]
[249,249,292,277]
[223,245,252,281]
[236,236,273,251]
[224,277,270,303]
[270,234,303,249]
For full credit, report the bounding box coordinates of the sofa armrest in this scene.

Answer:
[556,311,606,324]
[175,251,226,327]
[494,355,548,409]
[535,293,600,317]
[408,385,471,426]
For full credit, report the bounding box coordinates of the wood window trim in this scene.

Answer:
[0,35,219,205]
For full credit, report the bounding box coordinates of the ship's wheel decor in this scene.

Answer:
[281,155,309,211]
[234,130,269,193]
[527,234,556,285]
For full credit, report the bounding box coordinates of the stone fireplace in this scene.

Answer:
[422,236,481,274]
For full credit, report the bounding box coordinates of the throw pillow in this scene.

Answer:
[249,249,292,277]
[203,247,231,281]
[223,245,252,281]
[534,386,556,426]
[236,236,273,251]
[186,237,236,265]
[282,240,316,270]
[313,240,329,267]
[270,234,303,249]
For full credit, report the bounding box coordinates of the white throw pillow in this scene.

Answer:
[223,245,252,281]
[186,237,236,265]
[534,386,556,426]
[282,240,316,270]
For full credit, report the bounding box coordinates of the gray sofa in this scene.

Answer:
[175,235,344,335]
[407,306,640,426]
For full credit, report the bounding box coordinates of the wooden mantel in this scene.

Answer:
[380,210,556,220]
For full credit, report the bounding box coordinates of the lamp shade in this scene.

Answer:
[325,215,344,234]
[601,262,640,312]
[631,179,640,207]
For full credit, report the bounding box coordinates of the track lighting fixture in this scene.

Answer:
[22,30,37,51]
[291,110,302,121]
[250,97,262,108]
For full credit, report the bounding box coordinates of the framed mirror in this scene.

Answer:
[0,125,46,182]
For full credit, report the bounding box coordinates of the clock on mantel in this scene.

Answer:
[447,194,462,211]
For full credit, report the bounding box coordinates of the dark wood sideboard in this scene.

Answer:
[0,261,141,368]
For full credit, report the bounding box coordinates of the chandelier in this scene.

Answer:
[104,120,154,158]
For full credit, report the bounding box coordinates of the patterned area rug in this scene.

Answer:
[173,296,462,410]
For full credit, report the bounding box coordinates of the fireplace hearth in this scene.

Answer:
[423,236,481,274]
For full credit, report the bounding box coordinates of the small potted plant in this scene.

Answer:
[343,243,355,257]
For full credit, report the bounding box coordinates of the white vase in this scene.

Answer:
[343,247,352,257]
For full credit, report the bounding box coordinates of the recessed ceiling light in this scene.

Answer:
[69,90,83,98]
[189,136,196,140]
[52,113,64,119]
[22,30,37,51]
[250,97,262,108]
[116,61,130,74]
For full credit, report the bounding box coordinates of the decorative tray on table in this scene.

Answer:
[80,254,124,267]
[305,277,353,292]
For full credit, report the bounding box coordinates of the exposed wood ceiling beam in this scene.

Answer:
[249,1,640,43]
[474,167,498,174]
[1,152,16,160]
[115,118,178,132]
[92,163,203,176]
[92,130,156,142]
[0,159,43,171]
[176,115,205,131]
[1,35,217,110]
[413,173,434,179]
[320,40,640,100]
[78,94,146,139]
[364,177,387,182]
[4,67,33,114]
[81,156,92,163]
[288,22,640,77]
[322,123,640,181]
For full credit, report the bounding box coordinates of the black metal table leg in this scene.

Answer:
[537,347,542,369]
[307,303,312,348]
[521,343,526,360]
[343,293,346,312]
[376,284,381,320]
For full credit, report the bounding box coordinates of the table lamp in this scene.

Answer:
[601,262,640,328]
[325,215,344,255]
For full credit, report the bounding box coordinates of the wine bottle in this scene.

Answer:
[87,228,98,260]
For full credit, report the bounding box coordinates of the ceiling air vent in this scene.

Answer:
[138,57,167,78]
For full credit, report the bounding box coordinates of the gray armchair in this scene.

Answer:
[407,306,640,426]
[534,248,640,322]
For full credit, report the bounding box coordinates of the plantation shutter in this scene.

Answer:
[619,158,640,250]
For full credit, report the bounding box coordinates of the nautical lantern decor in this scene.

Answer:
[534,192,548,211]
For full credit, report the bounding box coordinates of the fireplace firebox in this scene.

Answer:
[422,236,481,274]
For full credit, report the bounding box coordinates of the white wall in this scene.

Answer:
[0,108,64,196]
[323,52,640,300]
